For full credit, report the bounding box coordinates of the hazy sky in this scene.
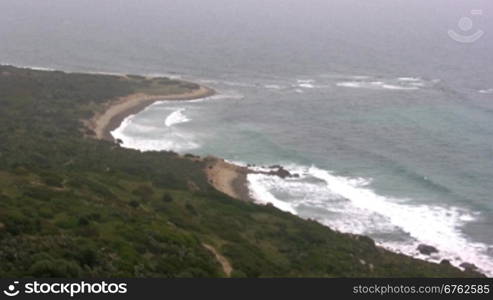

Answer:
[0,0,491,79]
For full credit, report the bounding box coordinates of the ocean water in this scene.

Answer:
[1,0,492,275]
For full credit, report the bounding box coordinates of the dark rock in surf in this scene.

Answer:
[417,244,439,255]
[268,167,292,179]
[460,262,478,272]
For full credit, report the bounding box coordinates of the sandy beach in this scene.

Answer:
[85,85,214,141]
[204,157,254,202]
[85,79,299,204]
[84,81,256,202]
[204,157,298,202]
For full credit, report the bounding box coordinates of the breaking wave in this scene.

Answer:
[336,76,435,91]
[479,88,493,94]
[111,109,199,152]
[247,164,493,276]
[165,108,190,127]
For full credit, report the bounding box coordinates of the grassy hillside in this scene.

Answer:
[0,65,482,277]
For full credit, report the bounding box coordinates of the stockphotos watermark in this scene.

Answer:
[2,280,127,297]
[448,9,484,43]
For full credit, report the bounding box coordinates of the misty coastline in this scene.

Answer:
[85,69,487,277]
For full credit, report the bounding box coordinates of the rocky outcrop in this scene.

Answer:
[417,244,439,255]
[267,166,293,178]
[460,262,478,272]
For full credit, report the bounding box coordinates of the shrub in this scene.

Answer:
[40,172,64,188]
[162,193,173,203]
[24,186,56,202]
[132,185,154,201]
[76,246,99,267]
[132,185,154,197]
[185,203,197,216]
[78,217,90,226]
[29,259,81,277]
[129,200,140,208]
[4,214,41,235]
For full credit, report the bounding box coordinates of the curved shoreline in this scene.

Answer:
[85,77,488,277]
[83,81,255,202]
[85,82,270,204]
[85,85,215,141]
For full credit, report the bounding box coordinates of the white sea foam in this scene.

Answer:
[479,88,493,94]
[336,77,426,91]
[116,134,199,152]
[381,84,419,90]
[408,82,426,87]
[299,83,315,88]
[3,64,57,72]
[144,72,182,79]
[165,108,190,127]
[197,79,219,85]
[221,80,256,88]
[307,166,470,243]
[26,66,56,72]
[110,88,244,153]
[295,79,315,89]
[336,81,364,88]
[150,91,244,105]
[248,173,298,215]
[398,77,421,82]
[207,91,245,101]
[246,164,493,276]
[111,113,199,152]
[264,84,283,90]
[111,114,136,138]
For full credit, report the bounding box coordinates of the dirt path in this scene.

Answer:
[203,243,233,277]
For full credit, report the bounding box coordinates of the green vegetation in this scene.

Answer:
[0,65,482,277]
